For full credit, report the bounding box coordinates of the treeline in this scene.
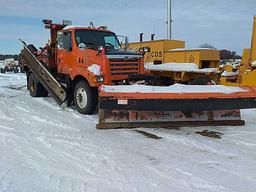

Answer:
[198,43,242,60]
[220,49,241,60]
[0,54,19,60]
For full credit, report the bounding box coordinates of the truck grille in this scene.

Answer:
[109,58,140,77]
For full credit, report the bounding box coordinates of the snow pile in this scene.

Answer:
[63,25,86,30]
[102,84,247,94]
[0,73,26,88]
[221,71,239,77]
[145,62,217,73]
[88,64,101,75]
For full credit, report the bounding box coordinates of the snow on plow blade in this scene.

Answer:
[97,84,256,129]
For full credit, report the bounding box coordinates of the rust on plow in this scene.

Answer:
[97,109,245,129]
[97,120,245,129]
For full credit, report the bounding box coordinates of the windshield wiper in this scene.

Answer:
[84,42,97,46]
[104,42,117,49]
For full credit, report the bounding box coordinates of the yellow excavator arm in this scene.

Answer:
[250,16,256,64]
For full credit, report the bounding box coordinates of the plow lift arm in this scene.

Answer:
[20,40,66,105]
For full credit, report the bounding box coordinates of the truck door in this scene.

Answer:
[56,31,75,74]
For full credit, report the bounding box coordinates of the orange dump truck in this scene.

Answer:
[20,19,256,129]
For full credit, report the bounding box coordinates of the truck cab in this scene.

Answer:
[23,20,144,115]
[55,26,143,86]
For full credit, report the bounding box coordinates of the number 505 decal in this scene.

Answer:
[151,51,163,58]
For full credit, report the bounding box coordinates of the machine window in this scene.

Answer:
[104,36,120,48]
[57,31,72,51]
[75,30,121,49]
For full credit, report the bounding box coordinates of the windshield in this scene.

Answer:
[75,30,121,49]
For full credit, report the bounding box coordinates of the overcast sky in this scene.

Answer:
[0,0,255,54]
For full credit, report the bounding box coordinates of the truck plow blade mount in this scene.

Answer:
[97,85,256,129]
[20,42,66,105]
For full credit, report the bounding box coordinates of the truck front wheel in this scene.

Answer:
[74,81,98,115]
[28,73,48,97]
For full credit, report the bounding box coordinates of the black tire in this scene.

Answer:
[190,77,215,85]
[28,73,48,97]
[74,80,98,115]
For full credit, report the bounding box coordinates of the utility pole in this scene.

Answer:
[167,0,172,39]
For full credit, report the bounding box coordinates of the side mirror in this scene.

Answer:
[125,37,129,50]
[78,43,86,50]
[138,46,151,55]
[98,46,104,51]
[143,46,151,53]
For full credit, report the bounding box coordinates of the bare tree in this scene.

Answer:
[198,43,216,50]
[220,49,241,60]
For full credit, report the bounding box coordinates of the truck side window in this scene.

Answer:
[57,31,72,51]
[63,32,72,51]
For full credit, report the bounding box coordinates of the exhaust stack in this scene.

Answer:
[151,34,155,41]
[140,33,144,42]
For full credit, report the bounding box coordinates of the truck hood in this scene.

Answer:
[106,49,142,59]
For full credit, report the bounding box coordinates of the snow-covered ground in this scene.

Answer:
[0,73,256,192]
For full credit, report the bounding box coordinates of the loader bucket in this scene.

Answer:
[97,85,256,129]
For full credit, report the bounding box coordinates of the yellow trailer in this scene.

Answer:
[128,39,185,64]
[165,48,219,68]
[128,39,220,84]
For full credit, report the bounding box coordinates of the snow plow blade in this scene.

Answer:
[97,85,256,129]
[20,42,66,105]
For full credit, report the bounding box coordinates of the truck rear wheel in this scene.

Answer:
[28,73,48,97]
[74,81,98,115]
